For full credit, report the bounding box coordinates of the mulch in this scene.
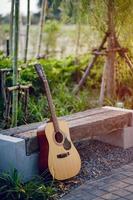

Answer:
[54,139,133,198]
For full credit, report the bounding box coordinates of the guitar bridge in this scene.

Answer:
[57,152,70,159]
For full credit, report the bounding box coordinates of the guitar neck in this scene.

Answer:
[43,79,59,132]
[35,64,59,132]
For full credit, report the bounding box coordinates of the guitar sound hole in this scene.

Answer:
[55,131,63,143]
[63,138,71,150]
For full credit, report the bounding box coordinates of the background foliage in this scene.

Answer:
[0,0,133,128]
[0,54,102,128]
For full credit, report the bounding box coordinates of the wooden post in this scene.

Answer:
[5,84,31,125]
[36,0,48,58]
[6,39,10,57]
[5,90,12,125]
[106,0,116,99]
[0,69,13,106]
[115,38,133,72]
[73,32,108,94]
[12,0,19,127]
[0,71,7,105]
[99,61,107,106]
[24,88,29,120]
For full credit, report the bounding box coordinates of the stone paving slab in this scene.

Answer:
[60,162,133,200]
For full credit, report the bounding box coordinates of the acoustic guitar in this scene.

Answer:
[35,64,81,180]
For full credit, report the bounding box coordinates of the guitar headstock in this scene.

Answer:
[34,64,47,81]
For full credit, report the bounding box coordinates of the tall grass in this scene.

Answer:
[0,169,55,200]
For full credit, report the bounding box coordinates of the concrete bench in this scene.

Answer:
[0,106,133,181]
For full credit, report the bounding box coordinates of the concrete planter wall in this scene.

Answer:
[0,134,38,181]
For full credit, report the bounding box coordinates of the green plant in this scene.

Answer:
[0,169,24,200]
[44,20,60,56]
[23,179,55,200]
[0,55,102,126]
[0,169,55,200]
[27,96,48,123]
[0,55,11,69]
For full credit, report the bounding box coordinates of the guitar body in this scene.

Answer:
[45,120,81,180]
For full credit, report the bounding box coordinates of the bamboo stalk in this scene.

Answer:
[75,22,81,57]
[12,0,19,127]
[10,0,14,56]
[24,0,30,63]
[36,0,48,58]
[19,15,25,59]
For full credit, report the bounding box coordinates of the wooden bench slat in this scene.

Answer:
[0,107,112,136]
[63,108,113,121]
[69,110,130,125]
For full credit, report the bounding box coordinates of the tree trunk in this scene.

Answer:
[12,0,19,127]
[75,22,81,57]
[106,0,116,99]
[19,15,25,59]
[10,0,14,56]
[36,0,48,58]
[99,61,107,106]
[24,0,30,63]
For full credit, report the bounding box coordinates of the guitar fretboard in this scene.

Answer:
[43,79,60,132]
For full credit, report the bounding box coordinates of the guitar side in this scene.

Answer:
[37,126,49,174]
[45,120,81,180]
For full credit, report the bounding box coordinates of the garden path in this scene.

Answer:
[61,162,133,200]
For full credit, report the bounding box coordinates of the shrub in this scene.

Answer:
[0,169,55,200]
[0,54,102,127]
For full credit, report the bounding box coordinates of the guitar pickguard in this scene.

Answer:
[63,137,71,150]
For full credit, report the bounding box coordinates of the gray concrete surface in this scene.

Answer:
[0,134,38,182]
[61,162,133,200]
[97,127,133,149]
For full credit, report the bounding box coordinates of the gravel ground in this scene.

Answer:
[55,139,133,198]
